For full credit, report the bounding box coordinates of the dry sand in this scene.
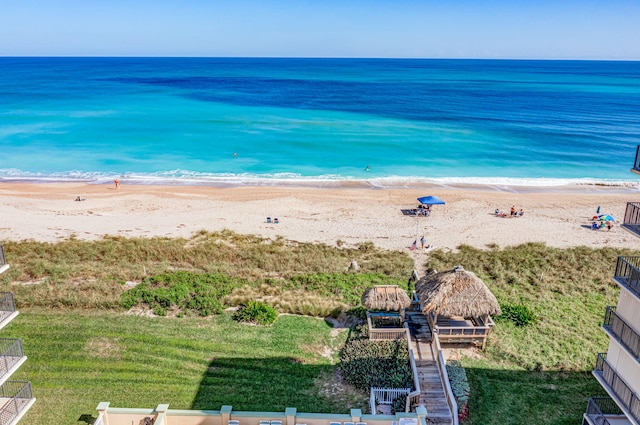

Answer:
[1,182,640,252]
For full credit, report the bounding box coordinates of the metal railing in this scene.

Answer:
[603,306,640,362]
[0,339,24,378]
[432,333,459,425]
[623,203,640,238]
[594,353,640,424]
[614,256,640,299]
[633,146,640,173]
[0,294,15,314]
[583,397,624,425]
[0,381,33,425]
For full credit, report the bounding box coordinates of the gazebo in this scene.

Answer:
[361,285,412,340]
[415,266,501,349]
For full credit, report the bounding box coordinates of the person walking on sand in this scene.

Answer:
[420,235,426,250]
[114,179,119,190]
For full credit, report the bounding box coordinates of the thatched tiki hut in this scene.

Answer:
[415,266,501,349]
[361,285,412,341]
[361,285,412,312]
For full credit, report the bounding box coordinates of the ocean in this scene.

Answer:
[1,57,639,188]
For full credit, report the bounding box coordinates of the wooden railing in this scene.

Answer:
[614,256,640,299]
[368,327,410,341]
[583,397,624,425]
[434,317,494,350]
[369,388,410,414]
[0,381,33,425]
[594,353,640,424]
[405,344,421,412]
[0,245,6,269]
[603,306,640,362]
[367,312,408,341]
[369,324,419,414]
[432,333,459,425]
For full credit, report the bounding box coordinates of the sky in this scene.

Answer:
[1,0,639,60]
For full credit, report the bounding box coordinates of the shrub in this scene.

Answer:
[498,303,537,327]
[446,360,470,415]
[391,395,407,414]
[121,271,247,316]
[233,301,278,326]
[339,325,412,391]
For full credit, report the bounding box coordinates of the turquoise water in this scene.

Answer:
[1,57,639,187]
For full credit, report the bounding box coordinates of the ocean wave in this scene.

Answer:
[1,168,639,191]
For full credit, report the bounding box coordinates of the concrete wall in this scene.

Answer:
[617,286,640,335]
[607,340,640,396]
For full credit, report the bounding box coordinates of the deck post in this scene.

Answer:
[285,407,297,425]
[221,405,233,425]
[350,408,362,423]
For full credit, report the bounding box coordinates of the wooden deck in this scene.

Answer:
[405,311,454,425]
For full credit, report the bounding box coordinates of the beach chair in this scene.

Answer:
[274,218,279,224]
[266,217,272,223]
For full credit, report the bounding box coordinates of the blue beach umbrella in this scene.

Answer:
[598,214,615,222]
[417,195,446,205]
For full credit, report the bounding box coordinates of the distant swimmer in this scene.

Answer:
[233,152,238,157]
[365,165,371,172]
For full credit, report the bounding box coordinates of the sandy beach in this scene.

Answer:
[1,182,640,252]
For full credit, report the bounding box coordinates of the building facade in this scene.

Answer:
[0,244,35,425]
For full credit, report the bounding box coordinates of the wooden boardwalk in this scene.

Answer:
[405,311,454,425]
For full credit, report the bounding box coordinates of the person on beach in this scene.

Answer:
[420,235,426,250]
[114,179,119,189]
[606,220,613,231]
[510,206,516,216]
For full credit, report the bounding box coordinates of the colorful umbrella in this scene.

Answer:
[598,214,615,222]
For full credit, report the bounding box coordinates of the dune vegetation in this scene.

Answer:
[0,231,634,425]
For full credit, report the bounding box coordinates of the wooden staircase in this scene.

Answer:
[405,311,453,425]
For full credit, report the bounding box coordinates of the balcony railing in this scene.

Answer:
[632,146,640,175]
[0,246,6,275]
[582,397,625,425]
[623,203,640,239]
[614,257,640,300]
[594,353,640,424]
[0,339,24,383]
[603,306,640,363]
[0,381,34,425]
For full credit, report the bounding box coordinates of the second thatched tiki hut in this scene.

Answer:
[415,266,501,349]
[361,285,412,341]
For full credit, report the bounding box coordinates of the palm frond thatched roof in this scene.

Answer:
[415,266,501,317]
[361,285,411,311]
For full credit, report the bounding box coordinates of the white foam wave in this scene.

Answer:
[1,168,639,191]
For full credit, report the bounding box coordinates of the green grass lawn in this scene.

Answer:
[4,309,366,425]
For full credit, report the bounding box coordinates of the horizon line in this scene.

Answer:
[1,55,639,62]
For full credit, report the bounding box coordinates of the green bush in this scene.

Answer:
[121,271,247,316]
[339,325,412,391]
[391,395,407,414]
[498,304,537,327]
[233,301,279,326]
[446,360,470,414]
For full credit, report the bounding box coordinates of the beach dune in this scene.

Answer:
[1,183,639,252]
